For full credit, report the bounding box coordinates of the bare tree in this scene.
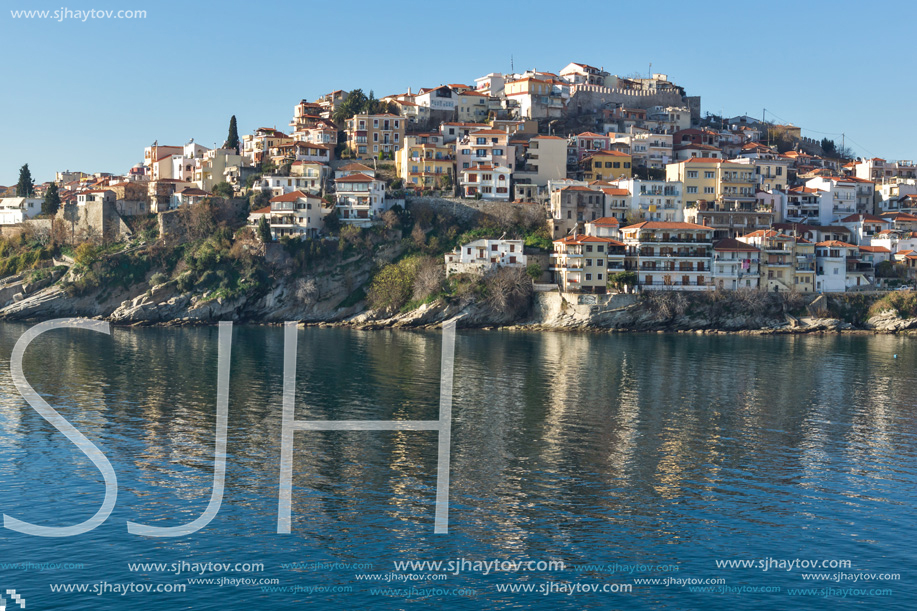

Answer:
[412,257,445,301]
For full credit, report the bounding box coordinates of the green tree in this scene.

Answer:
[225,115,240,151]
[211,181,234,199]
[257,216,272,243]
[609,271,638,291]
[820,138,837,156]
[16,164,34,197]
[525,262,543,280]
[333,89,369,124]
[42,182,61,216]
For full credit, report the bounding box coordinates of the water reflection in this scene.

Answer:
[0,324,915,609]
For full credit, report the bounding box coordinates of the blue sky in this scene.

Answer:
[1,0,914,185]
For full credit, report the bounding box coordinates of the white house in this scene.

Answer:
[460,165,512,200]
[169,187,211,209]
[712,238,760,290]
[265,191,324,239]
[610,178,684,222]
[0,197,42,225]
[815,240,867,292]
[77,189,115,206]
[334,173,386,226]
[445,239,526,276]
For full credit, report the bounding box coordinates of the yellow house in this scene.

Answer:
[666,158,756,207]
[551,235,626,293]
[398,134,455,190]
[582,150,632,182]
[737,230,816,292]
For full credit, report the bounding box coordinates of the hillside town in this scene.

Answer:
[5,60,917,299]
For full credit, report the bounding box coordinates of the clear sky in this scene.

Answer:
[2,0,914,186]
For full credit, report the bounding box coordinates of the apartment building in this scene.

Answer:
[712,238,761,290]
[549,185,606,238]
[665,158,756,208]
[581,150,632,182]
[455,129,515,172]
[345,114,404,159]
[398,133,455,190]
[333,173,387,225]
[551,235,626,293]
[619,221,714,291]
[460,165,512,201]
[263,191,324,240]
[738,230,816,292]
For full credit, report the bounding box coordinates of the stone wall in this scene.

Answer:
[568,85,693,116]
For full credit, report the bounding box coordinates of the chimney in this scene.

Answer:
[407,87,411,95]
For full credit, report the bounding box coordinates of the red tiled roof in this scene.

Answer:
[859,245,891,253]
[714,238,760,252]
[554,235,624,245]
[338,162,373,172]
[590,217,620,226]
[335,173,376,183]
[269,190,314,202]
[621,221,711,231]
[840,213,887,223]
[816,240,858,248]
[683,157,725,163]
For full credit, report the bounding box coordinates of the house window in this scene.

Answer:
[585,273,592,281]
[585,259,593,266]
[597,273,603,280]
[687,186,698,194]
[687,170,698,178]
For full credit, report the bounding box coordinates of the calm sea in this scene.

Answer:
[0,324,914,609]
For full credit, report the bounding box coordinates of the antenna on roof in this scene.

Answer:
[511,54,514,74]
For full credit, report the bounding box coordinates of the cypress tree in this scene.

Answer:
[42,182,61,216]
[16,164,34,197]
[225,115,240,151]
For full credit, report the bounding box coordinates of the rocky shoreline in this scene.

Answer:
[2,277,916,336]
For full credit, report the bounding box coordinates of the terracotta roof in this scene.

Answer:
[859,245,891,253]
[337,162,373,172]
[177,188,211,197]
[589,217,620,226]
[816,240,858,248]
[270,190,314,202]
[334,173,376,183]
[534,135,565,140]
[789,186,824,194]
[576,132,608,138]
[553,235,624,245]
[250,206,271,215]
[714,238,760,252]
[621,221,711,231]
[601,188,630,196]
[840,213,887,223]
[559,186,600,192]
[882,212,917,221]
[683,157,725,164]
[582,150,630,160]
